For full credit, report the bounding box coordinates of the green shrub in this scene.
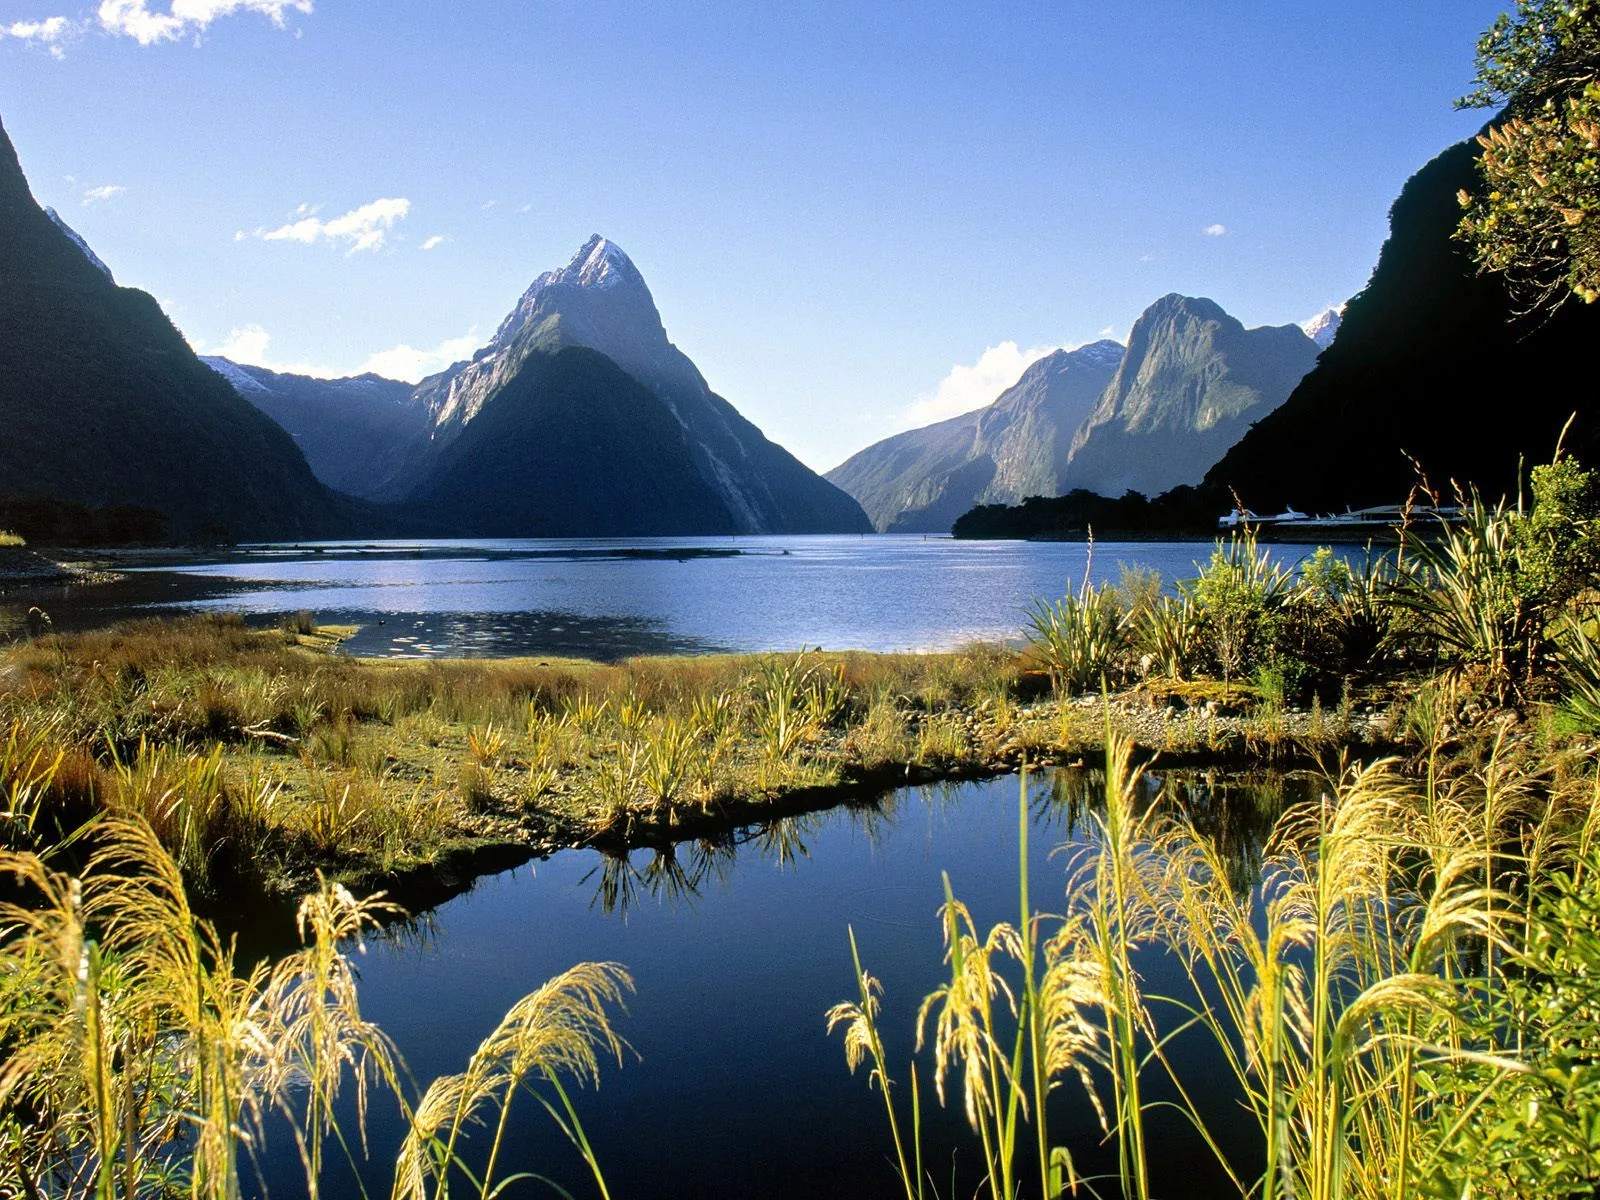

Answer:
[1181,529,1290,690]
[1026,581,1128,696]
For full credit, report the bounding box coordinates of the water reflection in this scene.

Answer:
[582,765,1309,918]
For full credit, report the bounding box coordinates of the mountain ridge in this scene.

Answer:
[0,114,365,542]
[825,341,1123,532]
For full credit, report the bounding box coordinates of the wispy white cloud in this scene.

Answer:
[901,341,1061,427]
[1203,223,1227,237]
[83,184,126,204]
[247,197,410,254]
[358,330,480,382]
[203,323,338,377]
[3,15,75,56]
[96,0,311,45]
[419,234,445,251]
[199,322,479,382]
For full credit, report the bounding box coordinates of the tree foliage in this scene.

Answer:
[1457,1,1600,306]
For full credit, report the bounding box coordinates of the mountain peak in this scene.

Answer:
[539,234,641,293]
[1070,339,1125,369]
[1301,307,1343,349]
[1144,293,1227,323]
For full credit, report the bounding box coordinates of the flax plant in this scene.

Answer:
[1025,583,1128,697]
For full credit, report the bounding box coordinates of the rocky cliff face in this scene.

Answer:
[825,341,1123,532]
[1063,294,1319,499]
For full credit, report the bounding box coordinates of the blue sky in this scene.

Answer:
[2,1,1506,471]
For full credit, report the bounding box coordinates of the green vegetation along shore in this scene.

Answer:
[9,448,1600,1196]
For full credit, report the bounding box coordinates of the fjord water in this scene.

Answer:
[252,768,1296,1200]
[39,535,1334,658]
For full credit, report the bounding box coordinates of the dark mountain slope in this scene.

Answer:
[401,346,738,535]
[1206,137,1600,511]
[0,115,357,540]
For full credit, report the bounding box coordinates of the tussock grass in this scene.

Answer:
[0,618,1046,893]
[0,816,630,1199]
[835,722,1600,1199]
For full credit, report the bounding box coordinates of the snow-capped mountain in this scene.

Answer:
[1302,307,1343,349]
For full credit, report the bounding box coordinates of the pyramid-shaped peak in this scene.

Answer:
[552,234,640,290]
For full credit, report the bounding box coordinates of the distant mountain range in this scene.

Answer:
[16,101,1583,549]
[206,236,869,535]
[197,360,425,500]
[0,115,361,542]
[824,341,1122,533]
[828,295,1319,532]
[1,109,866,541]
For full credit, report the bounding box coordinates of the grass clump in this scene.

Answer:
[835,724,1600,1200]
[0,817,629,1199]
[0,619,1047,891]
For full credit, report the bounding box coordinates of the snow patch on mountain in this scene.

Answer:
[1302,307,1343,349]
[1071,339,1126,368]
[44,207,113,283]
[200,356,273,396]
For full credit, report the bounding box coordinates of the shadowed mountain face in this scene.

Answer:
[1063,295,1320,500]
[392,236,871,534]
[402,346,742,535]
[199,359,427,501]
[1206,137,1600,512]
[824,341,1123,532]
[0,115,359,541]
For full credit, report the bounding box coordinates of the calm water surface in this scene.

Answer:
[248,767,1307,1200]
[10,535,1342,658]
